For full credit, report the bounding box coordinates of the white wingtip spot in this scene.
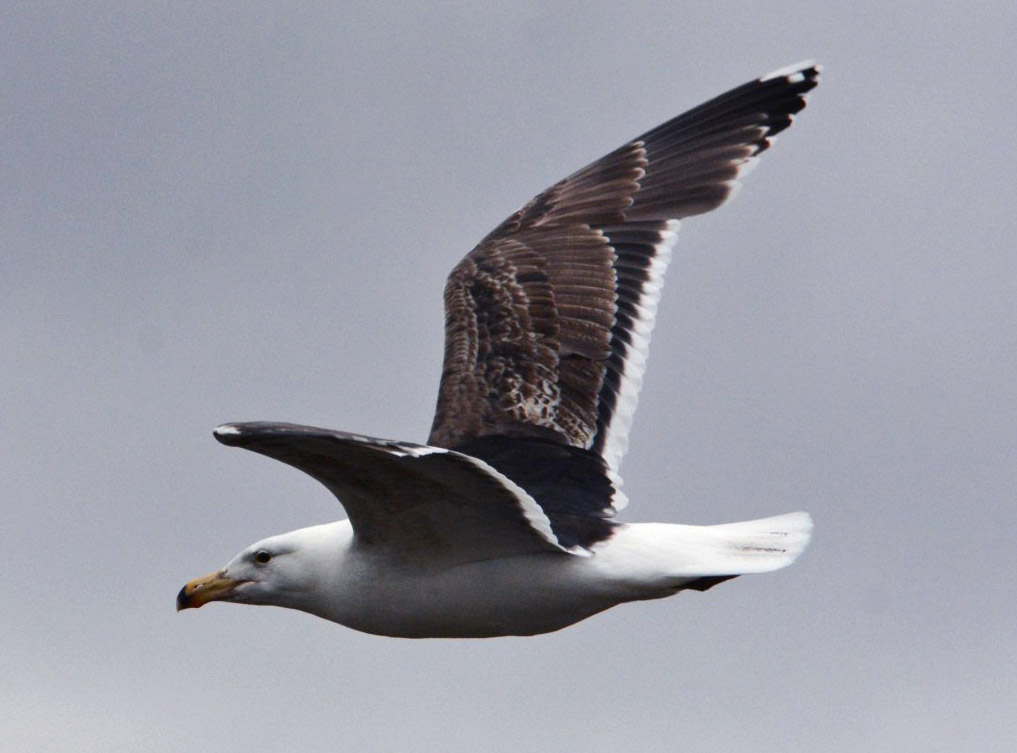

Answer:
[214,424,242,436]
[760,59,818,82]
[401,444,449,458]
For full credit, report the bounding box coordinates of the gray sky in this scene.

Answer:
[3,2,1015,751]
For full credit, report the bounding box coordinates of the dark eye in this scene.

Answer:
[253,550,272,564]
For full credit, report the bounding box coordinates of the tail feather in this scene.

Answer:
[692,511,813,575]
[594,512,812,594]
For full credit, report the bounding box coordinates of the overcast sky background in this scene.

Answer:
[3,3,1015,751]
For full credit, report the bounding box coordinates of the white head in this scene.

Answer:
[177,522,348,614]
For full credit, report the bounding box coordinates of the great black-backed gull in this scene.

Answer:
[177,62,820,638]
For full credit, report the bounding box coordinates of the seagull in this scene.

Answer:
[178,62,820,638]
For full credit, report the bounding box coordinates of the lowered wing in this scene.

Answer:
[212,422,592,560]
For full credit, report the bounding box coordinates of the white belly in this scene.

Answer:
[321,552,630,638]
[295,515,810,638]
[309,524,704,638]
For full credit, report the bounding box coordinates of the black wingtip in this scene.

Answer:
[742,60,821,143]
[211,420,359,448]
[760,60,821,84]
[213,423,247,445]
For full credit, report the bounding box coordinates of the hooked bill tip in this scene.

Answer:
[176,584,191,611]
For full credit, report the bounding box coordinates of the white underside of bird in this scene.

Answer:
[182,512,811,638]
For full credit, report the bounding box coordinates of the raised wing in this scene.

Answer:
[428,62,820,484]
[212,422,605,559]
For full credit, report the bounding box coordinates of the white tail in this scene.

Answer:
[695,511,814,574]
[599,512,813,589]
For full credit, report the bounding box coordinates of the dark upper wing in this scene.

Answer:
[213,422,588,560]
[428,62,820,489]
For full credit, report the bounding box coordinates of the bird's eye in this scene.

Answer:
[253,550,272,564]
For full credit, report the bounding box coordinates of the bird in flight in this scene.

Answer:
[178,62,820,638]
